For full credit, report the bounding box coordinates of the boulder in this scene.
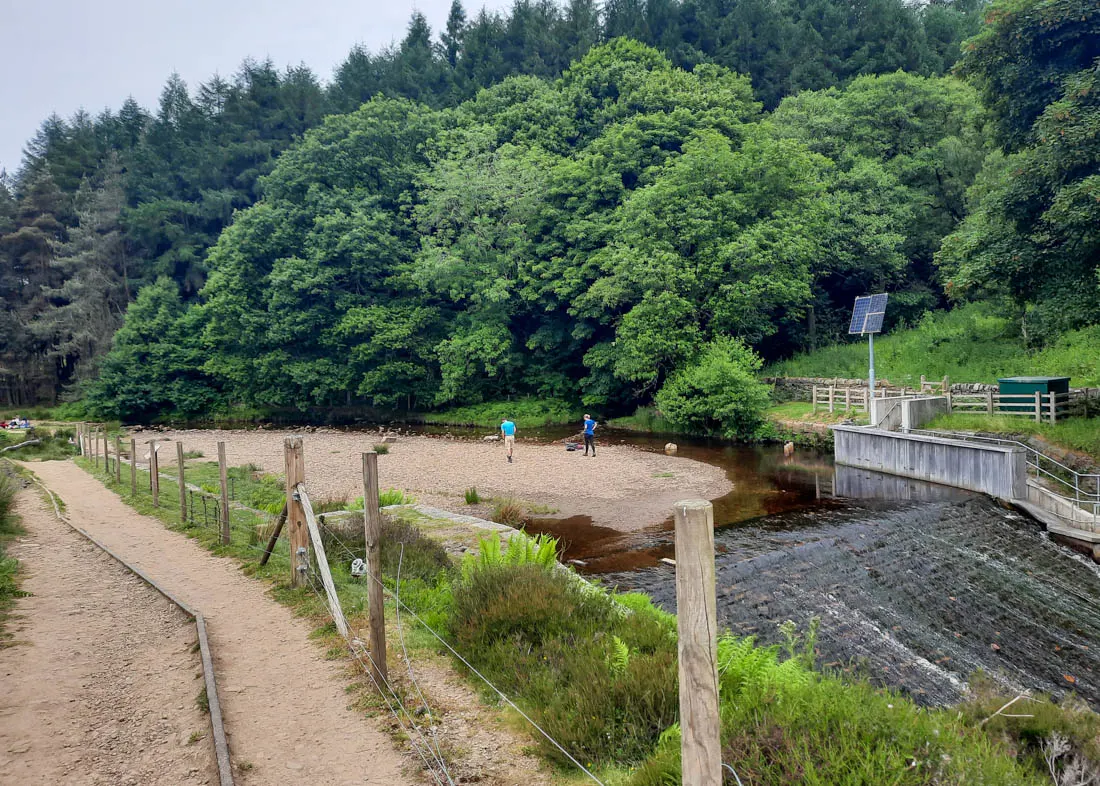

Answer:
[483,435,500,442]
[664,442,678,455]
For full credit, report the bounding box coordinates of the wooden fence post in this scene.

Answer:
[285,437,308,587]
[362,451,388,684]
[674,499,720,786]
[104,430,111,475]
[177,441,187,525]
[828,385,835,413]
[1034,391,1042,423]
[811,386,818,413]
[150,440,159,507]
[130,438,137,497]
[114,436,121,484]
[986,390,994,414]
[217,441,231,545]
[94,427,100,467]
[1048,393,1057,425]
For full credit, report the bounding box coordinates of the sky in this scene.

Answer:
[0,0,513,177]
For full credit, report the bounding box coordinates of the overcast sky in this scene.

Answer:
[0,0,513,176]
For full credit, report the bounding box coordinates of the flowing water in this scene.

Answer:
[524,432,1100,707]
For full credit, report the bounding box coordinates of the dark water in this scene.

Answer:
[522,433,1100,708]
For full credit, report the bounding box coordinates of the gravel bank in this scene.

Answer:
[140,428,731,532]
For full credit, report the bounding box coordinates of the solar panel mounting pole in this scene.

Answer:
[869,333,875,401]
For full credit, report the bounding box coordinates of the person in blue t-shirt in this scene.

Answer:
[500,417,517,463]
[582,414,597,456]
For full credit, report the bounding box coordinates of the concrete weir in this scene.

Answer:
[833,426,1027,500]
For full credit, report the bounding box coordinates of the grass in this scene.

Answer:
[158,459,286,515]
[183,449,204,459]
[489,498,525,527]
[422,398,583,428]
[769,302,1100,387]
[926,413,1100,461]
[372,443,390,455]
[0,428,79,461]
[464,487,480,505]
[765,401,869,425]
[0,469,24,637]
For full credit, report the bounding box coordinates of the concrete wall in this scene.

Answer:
[833,425,1027,501]
[869,395,949,431]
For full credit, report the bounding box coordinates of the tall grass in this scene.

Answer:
[927,413,1100,460]
[0,470,24,631]
[770,302,1100,387]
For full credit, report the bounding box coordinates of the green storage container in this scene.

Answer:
[997,376,1070,412]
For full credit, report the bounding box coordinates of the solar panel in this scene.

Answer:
[848,293,888,334]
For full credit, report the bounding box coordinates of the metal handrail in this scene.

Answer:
[908,428,1100,507]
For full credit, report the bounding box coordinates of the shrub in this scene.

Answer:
[460,532,558,579]
[490,497,525,527]
[655,337,770,439]
[372,443,390,455]
[449,563,678,767]
[464,487,480,505]
[349,488,415,510]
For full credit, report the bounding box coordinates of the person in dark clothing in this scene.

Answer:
[582,414,597,456]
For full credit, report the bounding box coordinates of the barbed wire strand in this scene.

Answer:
[395,542,449,774]
[301,573,448,786]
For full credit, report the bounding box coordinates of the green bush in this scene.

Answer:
[449,563,678,767]
[372,443,390,455]
[655,337,770,439]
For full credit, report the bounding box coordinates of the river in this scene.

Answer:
[524,431,1100,707]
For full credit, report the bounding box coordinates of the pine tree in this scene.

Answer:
[442,0,467,68]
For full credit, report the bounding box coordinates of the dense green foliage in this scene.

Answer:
[769,301,1100,386]
[939,0,1100,341]
[83,42,988,425]
[1,0,988,412]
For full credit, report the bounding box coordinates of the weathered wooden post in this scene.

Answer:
[114,436,121,484]
[986,389,994,415]
[1034,391,1042,423]
[674,499,720,786]
[1048,393,1058,425]
[217,441,231,545]
[150,440,159,507]
[285,437,308,587]
[362,451,388,684]
[844,387,851,411]
[104,430,111,475]
[811,385,818,413]
[828,385,835,413]
[93,427,100,467]
[177,441,188,525]
[130,438,137,497]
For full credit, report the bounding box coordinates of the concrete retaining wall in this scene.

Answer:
[833,425,1026,500]
[868,396,950,431]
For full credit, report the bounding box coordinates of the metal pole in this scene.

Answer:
[868,333,876,401]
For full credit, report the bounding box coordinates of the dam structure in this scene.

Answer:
[833,398,1100,557]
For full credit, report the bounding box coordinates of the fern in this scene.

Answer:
[460,531,560,580]
[608,635,631,676]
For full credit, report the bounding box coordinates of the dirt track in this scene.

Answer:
[0,487,215,785]
[143,429,731,531]
[21,460,417,786]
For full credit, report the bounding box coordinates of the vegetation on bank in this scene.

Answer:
[74,454,1100,783]
[925,413,1100,464]
[769,303,1100,387]
[422,399,582,429]
[0,428,80,461]
[0,467,23,634]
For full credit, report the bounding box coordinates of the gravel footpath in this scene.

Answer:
[140,429,731,532]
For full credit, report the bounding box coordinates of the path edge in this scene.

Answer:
[18,464,235,786]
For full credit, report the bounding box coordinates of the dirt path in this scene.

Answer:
[26,460,417,786]
[144,428,731,532]
[0,487,215,786]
